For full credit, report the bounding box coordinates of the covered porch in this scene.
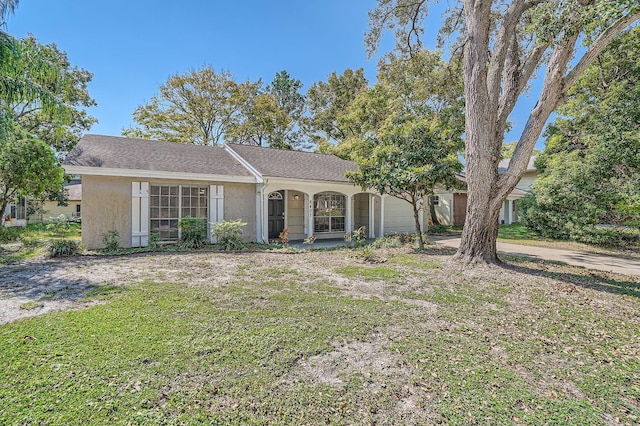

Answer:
[256,180,384,243]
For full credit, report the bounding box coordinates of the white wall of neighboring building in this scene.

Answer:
[433,193,453,225]
[383,196,416,234]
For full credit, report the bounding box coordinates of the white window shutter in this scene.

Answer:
[132,182,149,247]
[209,185,224,243]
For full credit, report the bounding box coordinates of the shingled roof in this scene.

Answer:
[63,134,254,179]
[226,143,356,182]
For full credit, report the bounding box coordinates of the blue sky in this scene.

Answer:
[7,0,542,148]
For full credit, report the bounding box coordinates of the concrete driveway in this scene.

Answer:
[432,236,640,277]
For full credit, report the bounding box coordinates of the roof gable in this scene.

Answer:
[226,144,356,182]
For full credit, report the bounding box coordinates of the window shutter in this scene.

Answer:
[132,182,149,247]
[209,185,224,243]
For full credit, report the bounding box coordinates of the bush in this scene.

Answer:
[147,233,163,251]
[19,232,41,249]
[0,226,21,243]
[212,219,246,251]
[49,239,80,257]
[101,230,120,251]
[352,226,368,248]
[372,235,402,249]
[178,217,208,250]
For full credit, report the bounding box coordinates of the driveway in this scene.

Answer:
[432,236,640,277]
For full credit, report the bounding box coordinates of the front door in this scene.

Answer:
[268,191,285,239]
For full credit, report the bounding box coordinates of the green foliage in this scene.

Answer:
[0,225,20,242]
[352,226,368,248]
[266,70,307,149]
[9,36,96,156]
[147,233,162,251]
[177,217,208,250]
[101,230,120,251]
[123,66,242,145]
[0,133,64,224]
[123,67,305,149]
[18,231,40,249]
[211,219,246,251]
[48,239,80,257]
[522,27,640,248]
[305,68,368,148]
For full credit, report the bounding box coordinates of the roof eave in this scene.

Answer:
[63,165,258,184]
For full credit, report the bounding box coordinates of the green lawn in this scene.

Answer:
[1,249,639,424]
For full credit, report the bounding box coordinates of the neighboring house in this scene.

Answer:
[3,181,82,227]
[62,134,534,249]
[2,197,27,227]
[430,156,537,226]
[28,180,82,223]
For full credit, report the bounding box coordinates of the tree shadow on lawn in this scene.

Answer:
[0,256,120,302]
[500,255,640,298]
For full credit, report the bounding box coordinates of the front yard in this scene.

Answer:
[0,245,639,424]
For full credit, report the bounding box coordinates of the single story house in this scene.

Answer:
[3,181,82,227]
[28,180,82,223]
[62,134,531,249]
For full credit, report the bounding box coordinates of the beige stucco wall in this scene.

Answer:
[81,175,256,249]
[286,190,305,240]
[353,194,369,232]
[82,175,131,249]
[220,182,256,242]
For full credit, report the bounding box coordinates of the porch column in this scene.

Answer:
[506,199,513,225]
[256,185,265,243]
[378,195,385,237]
[305,193,314,237]
[345,194,353,234]
[262,187,269,242]
[368,193,375,238]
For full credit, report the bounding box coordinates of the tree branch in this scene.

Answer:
[563,11,640,89]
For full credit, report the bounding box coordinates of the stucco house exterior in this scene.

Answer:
[62,134,533,249]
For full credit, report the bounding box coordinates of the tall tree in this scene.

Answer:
[520,27,640,244]
[368,0,640,264]
[266,70,307,149]
[348,116,463,249]
[0,13,93,223]
[0,131,62,224]
[305,68,368,150]
[226,90,290,147]
[10,36,96,155]
[346,50,464,248]
[123,66,244,145]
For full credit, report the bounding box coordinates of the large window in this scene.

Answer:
[314,192,345,233]
[150,185,208,242]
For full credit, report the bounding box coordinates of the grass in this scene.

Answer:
[497,223,541,241]
[1,248,639,424]
[0,222,82,265]
[497,224,640,259]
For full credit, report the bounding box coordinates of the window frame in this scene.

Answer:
[149,184,209,242]
[313,192,346,233]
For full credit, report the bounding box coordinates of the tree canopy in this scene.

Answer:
[519,27,640,247]
[0,3,95,222]
[367,0,640,264]
[345,51,464,248]
[124,67,308,149]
